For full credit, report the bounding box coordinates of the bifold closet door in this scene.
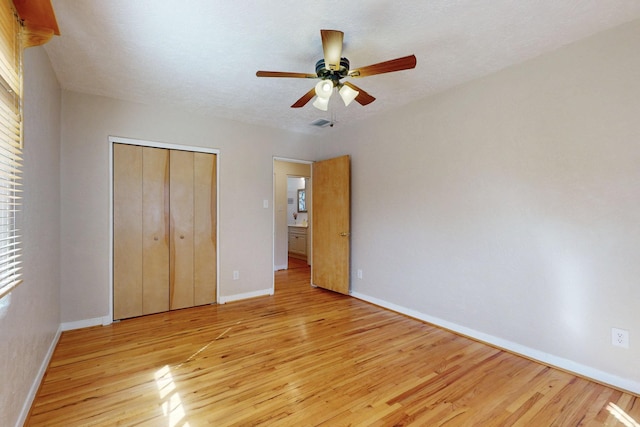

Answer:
[169,150,195,310]
[114,145,217,319]
[113,144,143,320]
[142,147,170,315]
[114,144,170,320]
[194,152,217,305]
[169,150,217,309]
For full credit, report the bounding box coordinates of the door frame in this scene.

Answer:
[108,136,220,324]
[272,157,313,291]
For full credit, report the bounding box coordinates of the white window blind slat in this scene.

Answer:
[0,235,20,245]
[0,268,22,287]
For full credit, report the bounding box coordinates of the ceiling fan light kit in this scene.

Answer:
[338,84,359,107]
[315,80,333,99]
[256,29,417,113]
[312,79,360,110]
[312,96,330,111]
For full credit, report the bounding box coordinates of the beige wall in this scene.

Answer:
[315,20,640,392]
[0,48,62,427]
[274,160,311,270]
[59,91,317,321]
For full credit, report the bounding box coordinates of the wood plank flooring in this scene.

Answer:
[28,262,639,426]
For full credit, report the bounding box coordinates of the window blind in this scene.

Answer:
[0,0,22,299]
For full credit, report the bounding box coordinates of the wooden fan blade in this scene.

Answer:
[256,71,318,78]
[321,29,344,71]
[348,54,417,78]
[291,87,317,108]
[343,81,375,106]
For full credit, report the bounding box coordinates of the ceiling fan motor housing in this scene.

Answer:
[315,58,350,84]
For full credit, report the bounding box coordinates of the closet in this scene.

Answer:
[113,143,217,320]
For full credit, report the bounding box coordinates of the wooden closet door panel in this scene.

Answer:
[142,147,170,314]
[169,150,194,310]
[194,152,217,305]
[113,144,143,320]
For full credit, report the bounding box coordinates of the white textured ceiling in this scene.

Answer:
[44,1,640,134]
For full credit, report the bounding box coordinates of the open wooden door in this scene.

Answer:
[312,155,350,294]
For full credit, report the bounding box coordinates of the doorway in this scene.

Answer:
[273,155,351,296]
[273,158,312,288]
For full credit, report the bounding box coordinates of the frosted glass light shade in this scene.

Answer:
[339,84,359,106]
[315,80,333,99]
[312,96,329,111]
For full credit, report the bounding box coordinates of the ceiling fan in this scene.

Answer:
[256,29,417,111]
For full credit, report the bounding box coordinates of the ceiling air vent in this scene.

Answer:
[311,119,332,128]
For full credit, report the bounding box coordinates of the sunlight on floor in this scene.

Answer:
[607,402,640,427]
[155,365,191,427]
[151,324,239,425]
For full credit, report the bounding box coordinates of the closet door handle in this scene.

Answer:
[154,236,159,241]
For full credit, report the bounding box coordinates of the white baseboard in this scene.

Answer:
[15,325,62,427]
[350,291,640,396]
[274,264,287,271]
[219,288,273,304]
[61,315,110,331]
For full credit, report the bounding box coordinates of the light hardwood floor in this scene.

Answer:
[28,262,638,426]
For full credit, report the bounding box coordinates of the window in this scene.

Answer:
[0,0,23,299]
[0,1,58,299]
[297,189,307,213]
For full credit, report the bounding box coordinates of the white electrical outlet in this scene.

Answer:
[611,327,629,349]
[357,269,363,279]
[233,270,239,280]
